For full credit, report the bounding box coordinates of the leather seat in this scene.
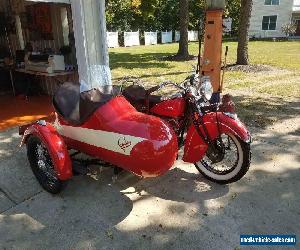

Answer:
[79,85,121,123]
[53,82,121,125]
[53,82,81,124]
[122,85,162,109]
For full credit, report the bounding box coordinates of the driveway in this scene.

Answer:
[0,114,299,249]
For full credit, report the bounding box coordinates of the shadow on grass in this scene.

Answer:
[113,70,190,81]
[233,95,300,129]
[109,52,175,70]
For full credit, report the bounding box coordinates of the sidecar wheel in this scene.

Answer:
[195,133,251,184]
[27,136,67,194]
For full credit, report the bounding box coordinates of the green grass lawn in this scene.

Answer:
[110,41,300,128]
[221,41,300,70]
[109,41,300,97]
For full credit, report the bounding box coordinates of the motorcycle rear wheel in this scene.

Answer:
[195,133,251,184]
[27,136,67,194]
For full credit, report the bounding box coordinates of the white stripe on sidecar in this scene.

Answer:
[56,124,146,156]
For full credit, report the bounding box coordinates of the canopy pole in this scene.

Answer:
[71,0,112,91]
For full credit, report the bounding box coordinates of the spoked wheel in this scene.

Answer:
[27,136,67,194]
[194,133,251,184]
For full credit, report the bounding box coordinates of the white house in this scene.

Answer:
[249,0,300,38]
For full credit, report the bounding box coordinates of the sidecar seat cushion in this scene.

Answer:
[79,85,121,122]
[53,82,80,124]
[53,83,121,125]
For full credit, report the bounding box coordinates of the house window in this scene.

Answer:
[264,0,279,5]
[262,16,277,30]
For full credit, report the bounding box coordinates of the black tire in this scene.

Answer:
[27,136,67,194]
[194,133,251,184]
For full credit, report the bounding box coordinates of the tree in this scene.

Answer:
[156,0,179,31]
[237,0,253,65]
[140,0,158,18]
[281,23,297,37]
[105,0,207,35]
[176,0,190,59]
[106,0,133,31]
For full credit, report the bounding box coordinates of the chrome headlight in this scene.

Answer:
[200,76,213,101]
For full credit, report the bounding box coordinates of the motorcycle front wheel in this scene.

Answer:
[194,133,251,184]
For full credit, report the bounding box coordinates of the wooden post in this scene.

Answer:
[201,0,225,92]
[70,0,111,91]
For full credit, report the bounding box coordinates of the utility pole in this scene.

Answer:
[71,0,112,91]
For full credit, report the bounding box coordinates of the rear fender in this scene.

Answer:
[20,122,73,181]
[183,112,251,163]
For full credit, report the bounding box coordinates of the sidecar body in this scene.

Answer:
[21,82,178,180]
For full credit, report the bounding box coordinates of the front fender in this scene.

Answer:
[183,112,251,163]
[21,122,73,181]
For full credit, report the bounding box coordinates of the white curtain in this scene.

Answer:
[71,0,112,91]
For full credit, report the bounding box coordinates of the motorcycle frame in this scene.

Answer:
[151,93,217,148]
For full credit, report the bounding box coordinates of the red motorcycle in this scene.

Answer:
[122,74,251,183]
[20,76,251,194]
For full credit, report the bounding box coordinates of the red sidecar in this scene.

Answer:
[20,83,178,193]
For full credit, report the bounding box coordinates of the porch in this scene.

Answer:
[292,3,300,36]
[0,0,76,131]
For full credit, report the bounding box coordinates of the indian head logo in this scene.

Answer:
[118,137,132,152]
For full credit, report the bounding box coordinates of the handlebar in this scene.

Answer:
[121,77,188,96]
[146,80,185,95]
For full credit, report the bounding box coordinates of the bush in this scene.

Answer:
[281,23,297,37]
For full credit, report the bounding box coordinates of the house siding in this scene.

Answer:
[250,0,294,37]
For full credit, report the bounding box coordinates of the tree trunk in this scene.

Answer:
[177,0,189,59]
[237,0,253,65]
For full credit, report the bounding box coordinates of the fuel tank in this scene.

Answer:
[150,98,186,118]
[56,96,178,177]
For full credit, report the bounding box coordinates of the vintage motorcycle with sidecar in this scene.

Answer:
[20,75,251,194]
